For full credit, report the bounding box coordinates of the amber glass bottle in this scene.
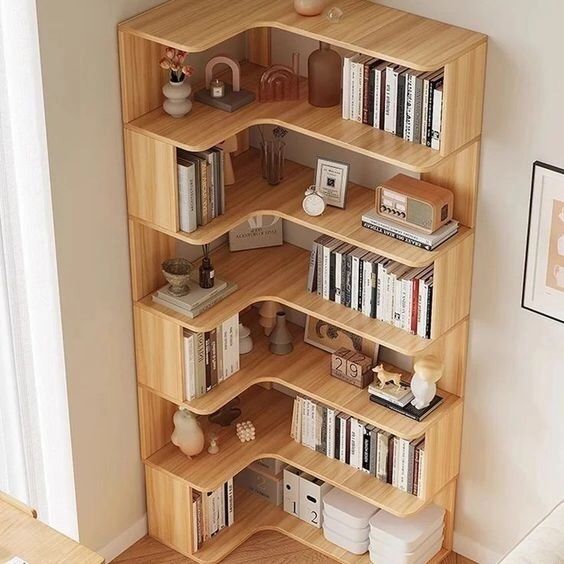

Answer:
[308,41,342,107]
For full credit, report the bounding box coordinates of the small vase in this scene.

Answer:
[269,312,293,355]
[294,0,325,16]
[162,258,192,297]
[260,140,286,186]
[163,78,192,118]
[308,42,342,107]
[239,323,253,354]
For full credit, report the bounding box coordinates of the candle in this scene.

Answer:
[210,79,225,98]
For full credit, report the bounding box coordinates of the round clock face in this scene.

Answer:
[303,192,326,217]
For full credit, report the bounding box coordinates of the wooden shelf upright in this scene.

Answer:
[119,1,486,562]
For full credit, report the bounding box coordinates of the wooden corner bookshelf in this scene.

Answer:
[119,2,486,562]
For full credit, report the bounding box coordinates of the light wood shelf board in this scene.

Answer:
[119,0,485,71]
[176,311,462,439]
[135,243,439,355]
[126,63,479,173]
[145,387,429,516]
[129,148,474,266]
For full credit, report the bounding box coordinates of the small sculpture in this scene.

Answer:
[236,421,256,442]
[259,301,283,336]
[218,135,238,185]
[194,55,255,112]
[372,364,402,390]
[259,54,300,102]
[170,407,205,459]
[411,355,444,410]
[239,323,253,354]
[269,311,293,355]
[162,258,192,297]
[207,433,219,455]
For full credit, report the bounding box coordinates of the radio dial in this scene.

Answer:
[399,212,406,218]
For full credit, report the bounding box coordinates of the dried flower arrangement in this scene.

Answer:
[159,48,194,83]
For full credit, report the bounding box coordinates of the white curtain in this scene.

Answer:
[0,0,78,538]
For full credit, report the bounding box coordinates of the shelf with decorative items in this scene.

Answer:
[120,1,486,562]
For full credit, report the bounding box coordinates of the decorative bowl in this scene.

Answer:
[162,258,192,296]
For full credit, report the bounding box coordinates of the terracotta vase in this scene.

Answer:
[259,301,283,336]
[269,312,293,355]
[294,0,325,16]
[308,42,342,107]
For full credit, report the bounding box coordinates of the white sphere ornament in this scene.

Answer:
[170,407,205,459]
[410,355,444,410]
[163,78,192,118]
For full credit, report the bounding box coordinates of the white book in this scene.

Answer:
[192,495,199,549]
[392,437,400,487]
[384,65,399,133]
[322,242,331,300]
[403,72,414,141]
[338,415,347,461]
[349,55,359,122]
[349,418,359,469]
[417,447,426,498]
[362,256,374,317]
[216,486,225,532]
[227,478,234,526]
[431,84,443,150]
[398,438,411,492]
[232,314,240,374]
[183,331,196,400]
[195,332,206,397]
[334,247,343,305]
[326,408,336,458]
[351,253,362,311]
[342,55,352,120]
[353,57,366,122]
[421,75,430,145]
[418,279,430,337]
[376,431,390,482]
[177,162,190,233]
[373,61,388,129]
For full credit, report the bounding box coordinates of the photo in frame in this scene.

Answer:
[522,161,564,323]
[304,315,379,361]
[315,157,349,208]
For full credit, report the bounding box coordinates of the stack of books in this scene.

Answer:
[183,313,240,401]
[290,396,426,497]
[342,55,444,150]
[191,478,234,549]
[307,236,434,338]
[177,147,225,234]
[152,278,238,319]
[362,209,459,251]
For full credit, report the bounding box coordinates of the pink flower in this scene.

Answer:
[182,65,194,77]
[164,47,175,59]
[159,57,171,69]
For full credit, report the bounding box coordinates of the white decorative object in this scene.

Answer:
[372,364,402,390]
[410,355,444,410]
[303,185,326,216]
[170,407,204,458]
[162,79,192,118]
[236,420,256,442]
[207,433,219,455]
[239,323,253,354]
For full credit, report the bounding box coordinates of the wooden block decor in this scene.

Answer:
[331,347,372,388]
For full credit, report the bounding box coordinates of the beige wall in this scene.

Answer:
[37,0,564,561]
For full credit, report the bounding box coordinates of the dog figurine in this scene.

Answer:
[372,364,402,390]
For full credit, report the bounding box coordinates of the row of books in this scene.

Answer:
[362,209,459,251]
[177,147,225,233]
[153,277,238,320]
[183,313,240,401]
[342,55,444,150]
[307,235,434,338]
[191,478,234,549]
[290,396,426,497]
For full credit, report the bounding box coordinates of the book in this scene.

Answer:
[395,69,408,138]
[183,331,196,400]
[156,278,228,311]
[368,380,414,407]
[152,281,238,319]
[177,158,197,233]
[431,83,444,150]
[369,394,444,421]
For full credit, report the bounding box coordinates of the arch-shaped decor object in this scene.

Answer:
[258,53,300,102]
[194,54,255,112]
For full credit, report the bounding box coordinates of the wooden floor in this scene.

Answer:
[114,533,476,563]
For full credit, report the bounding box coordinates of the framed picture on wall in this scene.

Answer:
[522,161,564,323]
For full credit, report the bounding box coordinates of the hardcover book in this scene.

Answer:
[369,394,444,421]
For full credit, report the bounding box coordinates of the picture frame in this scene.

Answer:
[315,157,349,208]
[521,161,564,324]
[303,315,379,362]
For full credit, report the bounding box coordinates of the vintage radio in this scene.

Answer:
[375,174,454,234]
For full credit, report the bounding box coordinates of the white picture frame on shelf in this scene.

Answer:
[522,161,564,324]
[315,157,349,208]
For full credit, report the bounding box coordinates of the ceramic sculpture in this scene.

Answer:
[372,364,402,390]
[269,311,293,355]
[411,355,444,409]
[239,323,253,354]
[170,407,205,459]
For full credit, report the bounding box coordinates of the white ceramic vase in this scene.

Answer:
[170,407,204,458]
[239,323,253,354]
[162,79,192,118]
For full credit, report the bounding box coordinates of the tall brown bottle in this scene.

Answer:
[308,41,342,107]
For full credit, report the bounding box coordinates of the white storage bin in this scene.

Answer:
[370,526,443,564]
[369,503,444,553]
[323,521,369,555]
[323,487,379,529]
[322,510,370,543]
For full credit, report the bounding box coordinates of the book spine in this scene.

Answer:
[345,416,352,465]
[376,431,389,482]
[425,283,433,339]
[200,160,209,224]
[351,255,360,311]
[373,67,381,129]
[387,434,395,484]
[316,239,324,296]
[398,438,410,492]
[370,261,378,319]
[417,446,426,498]
[317,405,327,455]
[431,82,444,150]
[367,63,376,126]
[361,423,371,473]
[178,163,190,232]
[362,59,371,124]
[204,332,212,391]
[411,278,419,334]
[344,253,353,308]
[196,333,206,397]
[369,426,378,476]
[183,332,195,400]
[425,78,435,147]
[413,446,420,496]
[395,71,406,138]
[417,281,427,337]
[350,60,358,122]
[349,418,359,469]
[421,77,430,145]
[362,221,433,250]
[404,72,413,141]
[392,436,399,487]
[334,413,342,461]
[209,328,218,389]
[356,59,364,122]
[326,408,336,458]
[407,440,417,495]
[384,66,397,134]
[227,478,234,526]
[307,242,318,293]
[322,243,331,300]
[412,76,423,144]
[329,247,337,301]
[342,57,351,120]
[339,415,348,462]
[334,250,343,305]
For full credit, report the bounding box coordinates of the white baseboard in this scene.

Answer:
[97,514,148,562]
[454,531,502,564]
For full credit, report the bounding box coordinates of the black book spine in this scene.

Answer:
[426,79,436,147]
[345,254,353,308]
[358,259,364,311]
[396,72,406,138]
[341,250,349,307]
[362,428,371,472]
[425,284,433,339]
[204,331,211,391]
[370,261,378,319]
[334,416,341,460]
[329,249,336,301]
